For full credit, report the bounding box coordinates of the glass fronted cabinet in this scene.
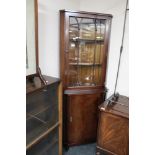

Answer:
[68,17,106,87]
[60,10,112,147]
[26,76,62,155]
[26,0,62,154]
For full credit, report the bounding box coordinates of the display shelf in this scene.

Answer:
[26,104,51,121]
[70,38,104,43]
[26,103,57,120]
[27,103,57,125]
[69,62,102,66]
[27,113,47,124]
[27,125,59,155]
[70,22,96,26]
[68,82,96,87]
[26,122,59,150]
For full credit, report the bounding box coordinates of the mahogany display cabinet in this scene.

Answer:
[60,10,113,147]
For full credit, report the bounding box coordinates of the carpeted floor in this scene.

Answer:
[64,143,97,155]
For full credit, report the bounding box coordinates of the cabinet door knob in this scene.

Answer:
[70,116,72,122]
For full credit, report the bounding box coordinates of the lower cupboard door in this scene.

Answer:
[67,93,102,145]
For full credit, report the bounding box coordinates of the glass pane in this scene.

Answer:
[67,17,106,87]
[96,19,105,40]
[26,85,58,146]
[69,17,79,40]
[80,18,95,40]
[27,127,59,155]
[68,17,79,86]
[95,19,106,85]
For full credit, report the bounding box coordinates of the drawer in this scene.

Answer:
[27,126,59,155]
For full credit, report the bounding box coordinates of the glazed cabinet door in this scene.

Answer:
[66,16,107,87]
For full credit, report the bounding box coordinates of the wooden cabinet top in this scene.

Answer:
[99,95,129,119]
[60,10,113,18]
[26,75,60,94]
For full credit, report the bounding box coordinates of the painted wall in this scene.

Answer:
[79,0,129,97]
[38,0,80,77]
[38,0,129,97]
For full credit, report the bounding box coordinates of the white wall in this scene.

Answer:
[38,0,80,77]
[38,0,129,97]
[79,0,129,97]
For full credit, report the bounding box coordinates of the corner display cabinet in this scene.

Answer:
[60,10,113,147]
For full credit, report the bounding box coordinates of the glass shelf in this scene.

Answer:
[69,63,102,66]
[70,38,104,43]
[68,82,96,87]
[27,126,59,155]
[27,104,51,121]
[27,120,59,148]
[27,119,50,145]
[70,22,97,26]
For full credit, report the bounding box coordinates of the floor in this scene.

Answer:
[64,143,97,155]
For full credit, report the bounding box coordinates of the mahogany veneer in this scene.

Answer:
[96,95,129,155]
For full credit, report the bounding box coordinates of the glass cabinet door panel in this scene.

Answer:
[67,17,106,87]
[79,42,95,63]
[69,17,79,40]
[96,19,105,40]
[94,19,106,85]
[78,66,94,86]
[80,18,95,40]
[26,85,58,145]
[68,17,79,86]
